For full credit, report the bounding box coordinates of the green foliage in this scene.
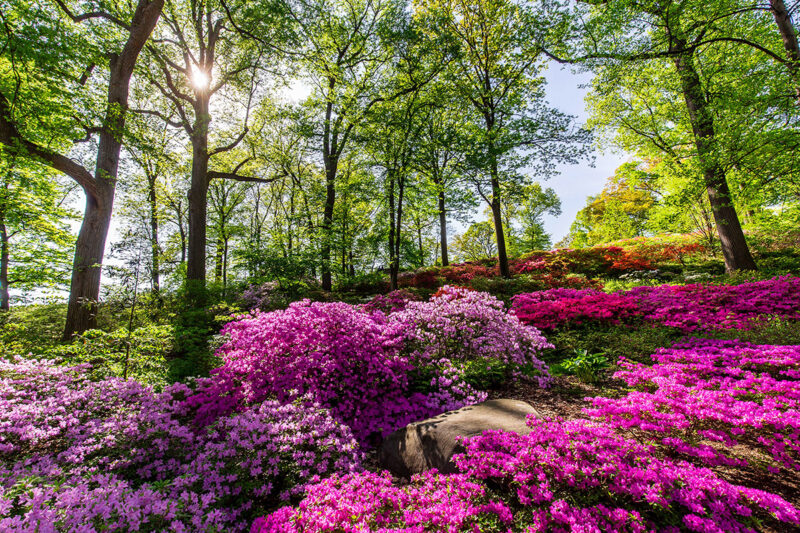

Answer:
[169,295,242,382]
[53,325,173,386]
[545,325,681,365]
[558,349,610,384]
[0,303,66,358]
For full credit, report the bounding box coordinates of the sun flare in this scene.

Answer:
[190,66,210,90]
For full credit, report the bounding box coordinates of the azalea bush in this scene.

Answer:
[254,417,800,532]
[251,470,514,533]
[186,293,530,443]
[512,276,800,331]
[585,339,800,472]
[0,359,362,532]
[186,300,426,442]
[394,286,551,368]
[457,417,799,532]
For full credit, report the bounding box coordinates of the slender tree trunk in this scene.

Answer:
[437,179,449,266]
[417,220,423,268]
[147,175,160,296]
[487,138,510,277]
[321,160,337,291]
[388,172,398,291]
[62,0,164,340]
[0,214,9,311]
[673,48,756,272]
[770,0,800,102]
[186,102,211,300]
[394,177,405,287]
[214,235,224,283]
[223,237,228,290]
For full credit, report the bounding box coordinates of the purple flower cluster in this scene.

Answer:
[254,417,800,532]
[394,286,552,385]
[0,358,361,531]
[250,470,513,533]
[512,276,800,331]
[585,338,800,472]
[189,290,550,442]
[456,417,799,532]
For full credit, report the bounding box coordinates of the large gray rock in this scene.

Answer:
[379,399,539,477]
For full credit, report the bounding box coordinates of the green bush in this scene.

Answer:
[559,349,610,384]
[53,325,173,386]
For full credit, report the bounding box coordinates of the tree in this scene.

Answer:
[0,0,164,337]
[412,88,476,266]
[451,220,496,262]
[0,153,75,310]
[142,0,278,301]
[551,0,800,271]
[504,182,561,253]
[567,163,656,247]
[419,0,589,277]
[283,0,417,290]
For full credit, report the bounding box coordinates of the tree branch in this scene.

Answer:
[53,0,132,30]
[0,93,97,196]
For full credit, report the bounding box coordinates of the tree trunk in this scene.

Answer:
[388,172,398,291]
[214,235,224,283]
[770,0,800,102]
[186,108,211,300]
[321,159,337,291]
[437,182,449,266]
[673,48,756,272]
[147,175,160,296]
[0,213,9,311]
[60,0,164,339]
[63,185,114,337]
[222,237,228,290]
[488,142,510,277]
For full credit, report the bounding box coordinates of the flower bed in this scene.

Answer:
[254,417,800,532]
[512,276,800,331]
[584,338,800,472]
[0,358,361,531]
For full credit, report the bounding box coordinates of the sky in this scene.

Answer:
[537,64,629,243]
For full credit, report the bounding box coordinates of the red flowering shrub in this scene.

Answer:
[512,276,800,331]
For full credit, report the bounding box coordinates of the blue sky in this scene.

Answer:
[538,64,630,242]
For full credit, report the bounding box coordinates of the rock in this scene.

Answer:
[379,399,539,478]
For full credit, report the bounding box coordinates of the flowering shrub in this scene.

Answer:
[608,234,706,264]
[585,339,800,472]
[187,300,424,442]
[456,417,800,532]
[188,295,523,443]
[251,470,514,533]
[393,286,552,387]
[512,276,800,331]
[511,288,640,330]
[362,289,420,314]
[514,246,654,277]
[628,276,800,331]
[0,357,196,480]
[253,417,800,532]
[171,399,361,529]
[0,359,362,532]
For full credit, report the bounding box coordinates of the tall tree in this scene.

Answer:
[282,0,428,290]
[143,0,276,300]
[419,0,589,277]
[0,0,164,337]
[551,0,800,271]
